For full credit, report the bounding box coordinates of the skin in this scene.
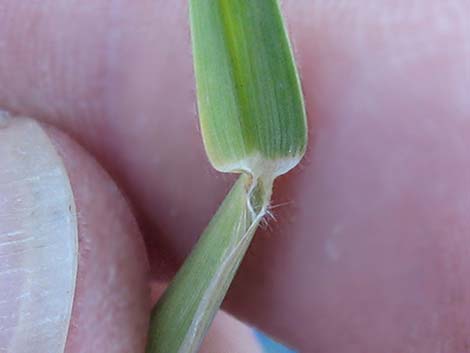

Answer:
[0,0,470,351]
[48,126,150,352]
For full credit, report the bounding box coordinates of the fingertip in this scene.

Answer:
[45,125,151,352]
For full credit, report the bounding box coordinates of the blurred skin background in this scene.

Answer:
[1,0,470,352]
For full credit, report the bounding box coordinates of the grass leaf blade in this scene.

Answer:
[146,175,269,353]
[190,0,307,176]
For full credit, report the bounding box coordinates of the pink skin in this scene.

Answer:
[1,0,470,351]
[47,127,150,352]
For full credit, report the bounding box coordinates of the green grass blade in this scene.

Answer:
[146,175,271,353]
[190,0,307,176]
[146,1,307,352]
